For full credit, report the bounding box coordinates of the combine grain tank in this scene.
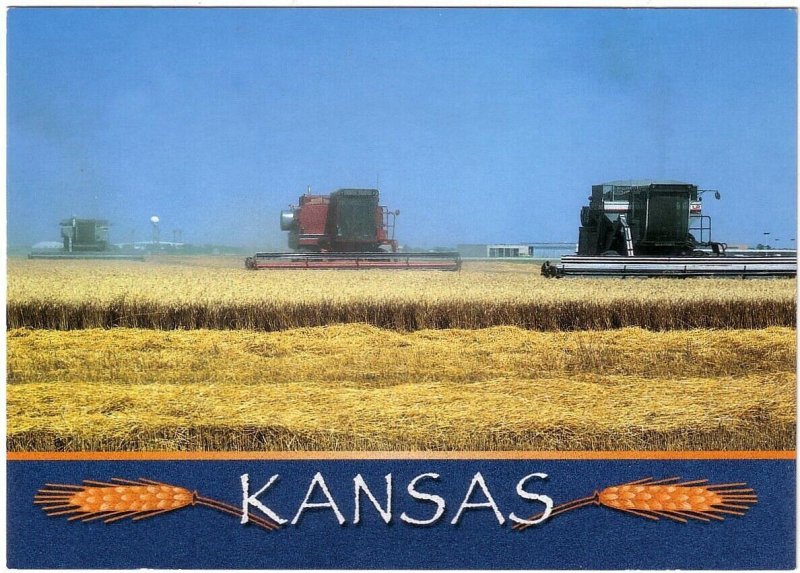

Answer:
[247,188,461,270]
[283,189,397,253]
[60,217,110,252]
[544,180,796,278]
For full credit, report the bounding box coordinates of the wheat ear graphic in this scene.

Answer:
[34,477,279,531]
[513,476,757,531]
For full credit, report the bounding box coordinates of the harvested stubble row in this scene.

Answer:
[8,325,795,452]
[7,259,796,331]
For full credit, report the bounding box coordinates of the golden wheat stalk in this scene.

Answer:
[513,476,758,531]
[34,478,279,531]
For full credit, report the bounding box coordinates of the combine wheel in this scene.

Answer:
[540,261,558,278]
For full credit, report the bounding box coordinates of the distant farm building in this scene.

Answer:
[457,243,576,259]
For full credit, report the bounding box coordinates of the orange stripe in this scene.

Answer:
[6,450,796,461]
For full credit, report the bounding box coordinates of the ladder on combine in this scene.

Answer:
[619,215,635,256]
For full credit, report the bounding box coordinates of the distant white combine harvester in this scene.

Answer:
[28,216,145,260]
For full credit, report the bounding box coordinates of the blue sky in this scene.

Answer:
[8,8,797,249]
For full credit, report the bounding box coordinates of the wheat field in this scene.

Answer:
[7,258,796,330]
[7,256,795,451]
[8,325,795,451]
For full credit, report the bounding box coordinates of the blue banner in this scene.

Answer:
[7,458,795,569]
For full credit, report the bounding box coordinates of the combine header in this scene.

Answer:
[248,188,461,271]
[246,251,461,270]
[543,180,796,278]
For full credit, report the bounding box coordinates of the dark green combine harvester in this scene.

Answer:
[543,180,796,278]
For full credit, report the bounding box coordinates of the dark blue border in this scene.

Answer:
[7,458,795,569]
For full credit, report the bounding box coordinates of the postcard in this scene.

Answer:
[6,6,796,569]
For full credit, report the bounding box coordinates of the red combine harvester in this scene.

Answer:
[246,188,461,270]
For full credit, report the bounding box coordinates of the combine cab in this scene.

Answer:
[248,188,461,271]
[544,180,796,278]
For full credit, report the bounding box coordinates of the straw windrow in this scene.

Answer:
[8,326,795,452]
